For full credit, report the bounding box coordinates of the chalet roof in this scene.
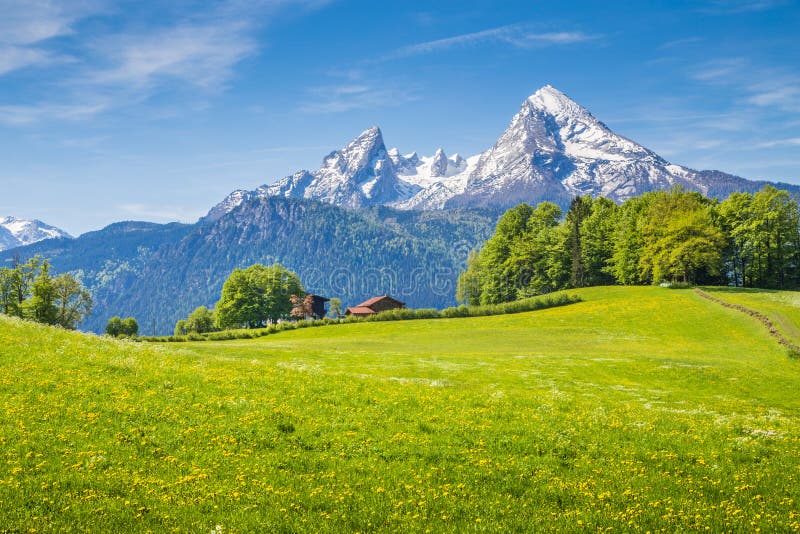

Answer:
[310,294,330,302]
[356,295,405,308]
[345,306,376,315]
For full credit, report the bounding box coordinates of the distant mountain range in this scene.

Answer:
[3,85,799,333]
[207,85,800,219]
[0,216,71,252]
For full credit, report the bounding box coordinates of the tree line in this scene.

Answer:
[172,263,344,335]
[105,316,139,338]
[0,256,92,329]
[457,186,800,305]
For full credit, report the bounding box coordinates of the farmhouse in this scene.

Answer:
[310,294,330,319]
[345,295,405,317]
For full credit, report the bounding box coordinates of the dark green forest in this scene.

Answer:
[458,186,800,305]
[0,199,496,334]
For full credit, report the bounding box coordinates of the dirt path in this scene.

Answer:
[694,288,800,358]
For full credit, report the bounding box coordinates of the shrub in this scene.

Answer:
[144,292,582,343]
[660,281,693,289]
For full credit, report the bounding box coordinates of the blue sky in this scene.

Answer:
[1,0,798,235]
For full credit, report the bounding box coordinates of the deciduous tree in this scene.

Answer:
[290,294,314,319]
[52,274,92,329]
[216,263,304,328]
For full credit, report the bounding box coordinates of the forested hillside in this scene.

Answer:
[0,199,495,334]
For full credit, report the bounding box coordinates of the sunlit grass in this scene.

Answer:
[703,286,800,347]
[1,286,799,532]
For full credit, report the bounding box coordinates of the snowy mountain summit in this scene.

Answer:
[0,216,72,252]
[265,126,411,209]
[207,85,791,219]
[446,84,700,208]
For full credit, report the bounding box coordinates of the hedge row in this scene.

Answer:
[140,292,582,344]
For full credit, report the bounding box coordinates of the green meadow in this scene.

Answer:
[702,286,800,347]
[2,286,800,532]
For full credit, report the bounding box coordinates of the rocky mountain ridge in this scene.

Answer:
[207,85,800,220]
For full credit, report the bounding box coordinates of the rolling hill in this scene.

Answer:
[1,286,799,532]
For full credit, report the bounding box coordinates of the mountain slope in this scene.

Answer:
[1,200,495,334]
[263,127,412,210]
[447,85,703,208]
[0,216,72,252]
[0,221,194,330]
[208,85,799,219]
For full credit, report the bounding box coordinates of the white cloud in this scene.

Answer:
[388,24,599,59]
[0,101,109,125]
[658,37,703,50]
[754,137,800,148]
[0,0,103,74]
[0,46,54,75]
[301,84,417,113]
[692,59,800,114]
[746,83,800,111]
[0,0,101,44]
[87,21,257,91]
[690,58,746,81]
[0,0,331,125]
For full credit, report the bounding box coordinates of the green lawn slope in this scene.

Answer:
[702,286,800,347]
[1,286,799,532]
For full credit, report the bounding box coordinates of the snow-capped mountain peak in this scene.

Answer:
[322,126,385,179]
[431,148,449,177]
[527,84,591,119]
[206,84,786,218]
[238,126,410,210]
[0,216,72,252]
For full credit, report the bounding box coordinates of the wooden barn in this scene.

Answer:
[344,295,405,317]
[310,295,329,319]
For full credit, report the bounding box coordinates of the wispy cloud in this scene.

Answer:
[0,101,110,125]
[0,0,329,125]
[0,46,55,75]
[746,81,800,111]
[303,21,598,114]
[87,21,256,91]
[624,53,800,179]
[386,24,600,60]
[755,137,800,148]
[691,58,800,113]
[0,0,102,44]
[301,83,418,113]
[59,135,110,150]
[690,57,747,81]
[0,0,104,75]
[658,37,703,50]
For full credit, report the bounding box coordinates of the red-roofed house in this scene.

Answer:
[344,295,405,317]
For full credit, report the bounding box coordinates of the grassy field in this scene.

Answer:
[703,286,800,347]
[2,286,800,532]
